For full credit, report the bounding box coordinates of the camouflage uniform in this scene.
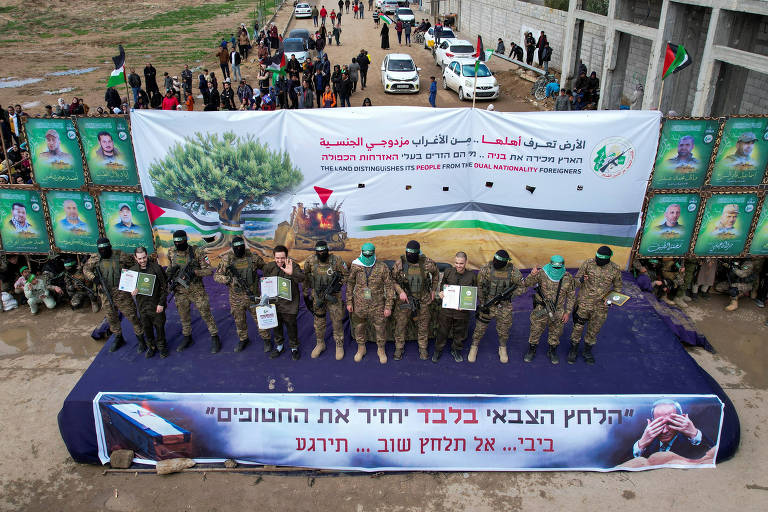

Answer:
[347,260,394,348]
[470,262,525,349]
[83,250,144,337]
[166,245,218,336]
[64,263,100,311]
[214,249,268,343]
[303,254,348,351]
[661,258,685,305]
[523,270,575,346]
[571,258,622,346]
[129,259,168,353]
[391,254,439,358]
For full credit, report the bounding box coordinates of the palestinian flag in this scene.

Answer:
[266,50,286,78]
[379,14,394,25]
[662,43,691,79]
[473,35,485,61]
[106,45,125,88]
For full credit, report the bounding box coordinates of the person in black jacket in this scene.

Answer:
[356,49,369,89]
[143,62,159,94]
[631,399,715,460]
[130,247,168,358]
[104,87,121,111]
[220,79,236,110]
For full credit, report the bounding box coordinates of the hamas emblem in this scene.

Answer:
[591,137,635,179]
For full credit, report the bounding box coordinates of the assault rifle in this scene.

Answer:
[400,279,420,319]
[227,263,258,305]
[93,266,117,313]
[166,258,198,302]
[306,271,344,317]
[479,284,517,315]
[534,285,555,319]
[65,273,99,302]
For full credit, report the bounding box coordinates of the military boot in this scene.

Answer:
[523,343,537,363]
[136,334,147,354]
[467,344,479,363]
[725,298,738,311]
[393,343,405,360]
[450,348,463,363]
[377,345,387,364]
[335,340,345,360]
[353,344,367,362]
[145,341,157,359]
[431,349,442,363]
[583,344,595,365]
[263,339,272,353]
[109,333,125,353]
[177,335,193,352]
[567,342,579,364]
[498,345,508,364]
[311,340,326,358]
[210,334,221,354]
[547,344,559,364]
[235,337,249,352]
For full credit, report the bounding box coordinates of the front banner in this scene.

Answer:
[94,392,723,472]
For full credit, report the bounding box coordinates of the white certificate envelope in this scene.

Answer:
[256,304,278,329]
[118,269,139,292]
[441,285,460,309]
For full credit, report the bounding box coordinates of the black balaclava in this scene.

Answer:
[97,237,112,259]
[63,259,77,274]
[232,236,246,258]
[405,240,420,264]
[596,245,612,267]
[173,230,188,251]
[492,249,510,270]
[315,240,329,262]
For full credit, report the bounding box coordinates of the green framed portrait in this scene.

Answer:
[78,117,138,186]
[100,191,154,253]
[47,190,100,253]
[0,189,50,253]
[651,119,719,189]
[710,117,768,186]
[25,118,84,188]
[748,198,768,256]
[638,193,700,256]
[693,193,758,256]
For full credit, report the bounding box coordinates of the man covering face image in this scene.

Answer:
[724,132,757,169]
[668,135,698,168]
[114,203,141,233]
[713,204,739,237]
[39,129,73,165]
[59,199,89,232]
[632,399,713,460]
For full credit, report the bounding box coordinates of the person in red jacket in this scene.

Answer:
[161,90,180,110]
[320,5,328,26]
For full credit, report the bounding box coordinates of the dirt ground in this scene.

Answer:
[1,2,767,512]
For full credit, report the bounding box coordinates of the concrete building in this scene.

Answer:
[424,0,768,116]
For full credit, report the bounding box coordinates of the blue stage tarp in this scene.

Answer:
[59,272,739,467]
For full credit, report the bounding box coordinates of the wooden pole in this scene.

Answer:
[472,61,478,109]
[657,77,665,111]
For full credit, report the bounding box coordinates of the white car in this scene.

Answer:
[381,53,420,94]
[423,27,457,49]
[434,39,475,69]
[442,58,499,101]
[395,7,415,26]
[294,3,312,18]
[379,0,399,14]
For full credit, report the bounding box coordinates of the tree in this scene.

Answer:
[148,131,303,248]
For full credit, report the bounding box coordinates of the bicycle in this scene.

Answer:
[531,74,558,100]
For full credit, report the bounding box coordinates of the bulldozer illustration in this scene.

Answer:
[274,201,348,250]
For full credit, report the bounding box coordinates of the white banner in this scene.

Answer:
[130,108,661,268]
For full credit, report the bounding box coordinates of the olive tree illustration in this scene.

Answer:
[148,131,303,248]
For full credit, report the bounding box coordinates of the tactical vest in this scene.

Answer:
[487,264,515,297]
[312,255,337,290]
[232,254,257,287]
[400,255,427,294]
[98,252,122,289]
[171,246,195,268]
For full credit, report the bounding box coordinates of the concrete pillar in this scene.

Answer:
[642,0,669,110]
[691,8,720,116]
[559,0,578,89]
[597,0,618,110]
